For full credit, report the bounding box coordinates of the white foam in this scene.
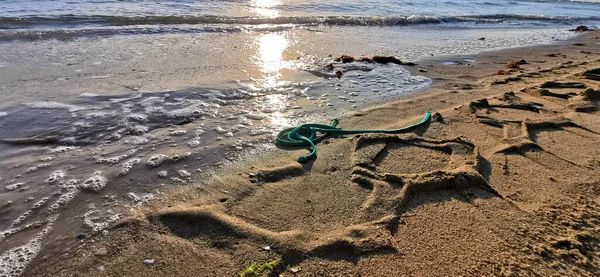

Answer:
[5,183,25,191]
[157,170,168,178]
[170,177,186,184]
[108,93,142,103]
[0,111,8,117]
[58,137,78,144]
[214,126,228,134]
[89,75,111,79]
[139,96,164,107]
[80,172,107,192]
[84,111,116,119]
[126,192,155,206]
[187,139,201,148]
[78,93,98,97]
[126,113,148,122]
[47,188,79,214]
[124,135,151,145]
[45,170,65,184]
[49,146,79,154]
[250,128,271,136]
[26,163,50,173]
[83,209,121,232]
[10,211,32,228]
[178,170,191,178]
[245,113,264,120]
[58,179,79,190]
[39,156,53,162]
[25,101,88,112]
[169,130,187,136]
[147,154,169,167]
[127,124,149,135]
[1,220,47,241]
[0,215,57,277]
[119,158,141,176]
[194,128,205,136]
[95,149,137,164]
[166,106,206,119]
[31,196,51,210]
[238,118,253,126]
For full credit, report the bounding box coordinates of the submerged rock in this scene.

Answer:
[570,25,590,32]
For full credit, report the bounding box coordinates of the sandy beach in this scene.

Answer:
[16,30,600,276]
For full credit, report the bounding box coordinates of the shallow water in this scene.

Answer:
[0,0,599,276]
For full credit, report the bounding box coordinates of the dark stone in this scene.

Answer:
[569,25,590,32]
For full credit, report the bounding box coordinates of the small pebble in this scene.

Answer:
[144,259,155,265]
[95,247,108,256]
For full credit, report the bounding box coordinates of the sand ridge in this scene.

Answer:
[22,31,600,277]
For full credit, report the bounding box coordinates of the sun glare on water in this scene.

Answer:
[252,0,282,18]
[257,33,288,74]
[253,32,290,91]
[253,32,292,127]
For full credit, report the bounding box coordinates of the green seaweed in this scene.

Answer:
[239,258,282,277]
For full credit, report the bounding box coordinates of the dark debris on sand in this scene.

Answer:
[334,55,416,66]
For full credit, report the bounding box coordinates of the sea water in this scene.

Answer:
[0,0,599,276]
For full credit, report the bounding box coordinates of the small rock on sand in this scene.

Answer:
[95,247,108,256]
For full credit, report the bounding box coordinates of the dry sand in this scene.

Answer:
[24,31,600,276]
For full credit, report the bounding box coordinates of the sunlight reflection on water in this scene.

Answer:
[254,32,290,91]
[252,0,281,18]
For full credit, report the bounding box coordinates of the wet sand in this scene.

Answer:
[15,31,600,276]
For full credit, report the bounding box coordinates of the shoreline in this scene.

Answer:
[0,25,577,110]
[19,30,600,276]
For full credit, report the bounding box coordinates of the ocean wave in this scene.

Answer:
[0,14,598,29]
[0,25,303,41]
[0,14,597,41]
[0,27,234,41]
